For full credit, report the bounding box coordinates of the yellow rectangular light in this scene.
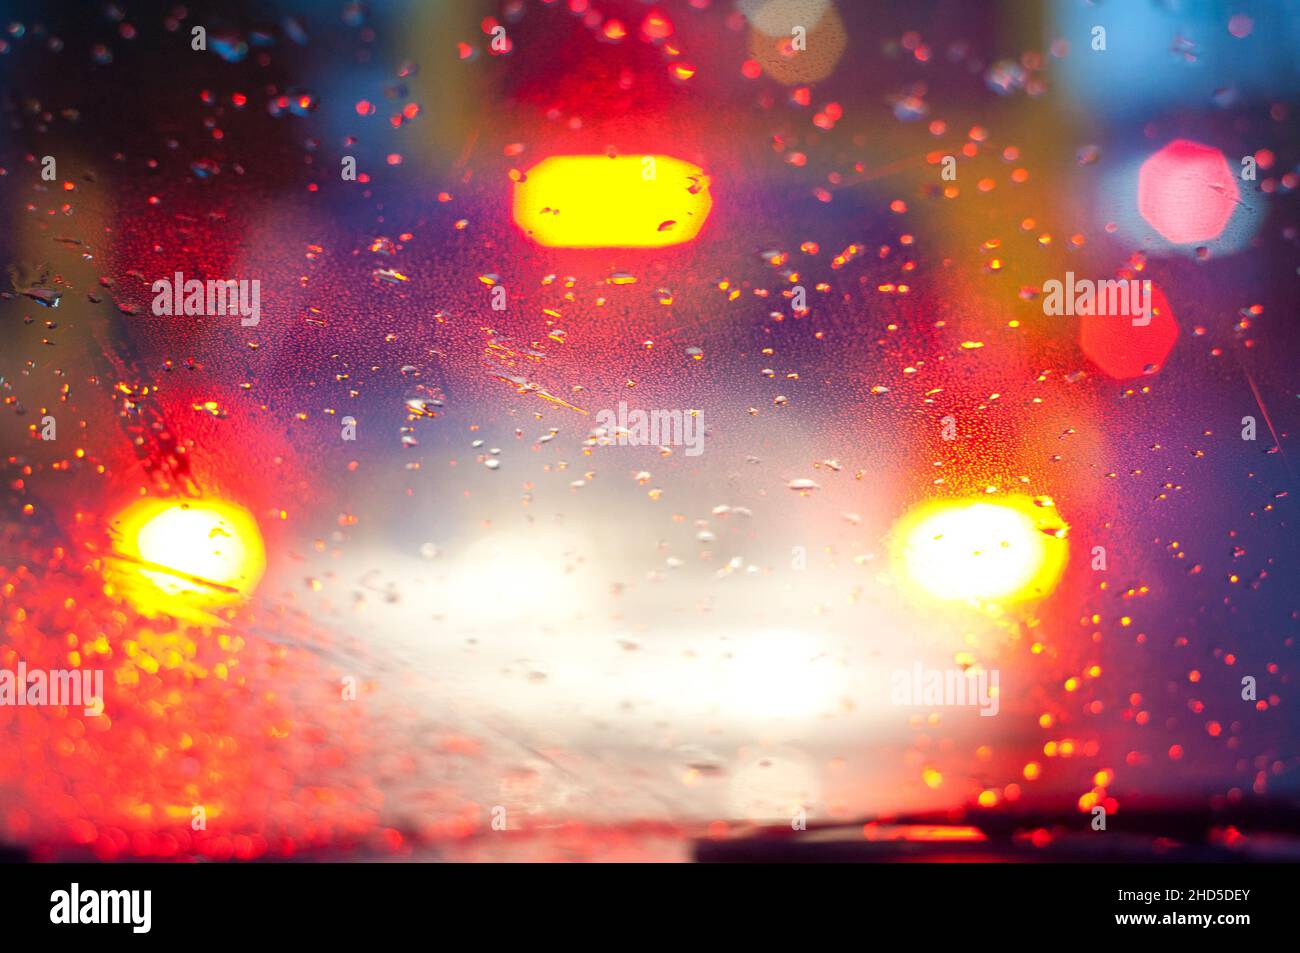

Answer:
[512,155,712,248]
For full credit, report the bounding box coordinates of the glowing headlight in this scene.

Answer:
[107,498,266,618]
[891,496,1069,604]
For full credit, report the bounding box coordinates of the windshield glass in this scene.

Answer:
[1,0,1297,862]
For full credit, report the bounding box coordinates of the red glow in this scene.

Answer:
[1137,140,1238,244]
[1079,280,1179,379]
